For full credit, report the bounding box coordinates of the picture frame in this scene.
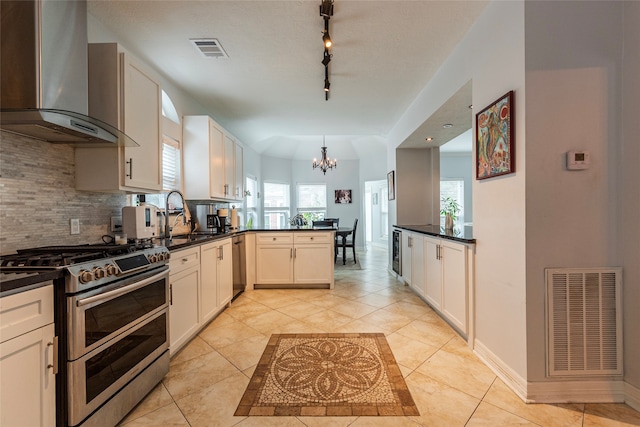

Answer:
[335,189,352,204]
[476,90,515,180]
[387,170,395,200]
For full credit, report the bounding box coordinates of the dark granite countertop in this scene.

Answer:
[394,224,475,244]
[0,270,63,298]
[162,226,335,251]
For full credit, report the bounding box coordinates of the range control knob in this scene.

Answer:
[148,254,158,263]
[92,267,106,279]
[105,264,118,276]
[78,270,93,284]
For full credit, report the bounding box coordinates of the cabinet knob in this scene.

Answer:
[273,237,276,241]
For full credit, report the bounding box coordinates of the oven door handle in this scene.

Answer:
[76,269,168,308]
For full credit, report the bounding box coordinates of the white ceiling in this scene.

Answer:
[87,0,487,160]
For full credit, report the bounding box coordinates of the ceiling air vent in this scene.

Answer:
[190,39,229,59]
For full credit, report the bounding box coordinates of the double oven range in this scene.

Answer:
[0,243,171,427]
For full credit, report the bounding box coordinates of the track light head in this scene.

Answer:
[322,32,332,48]
[319,0,333,17]
[322,51,331,66]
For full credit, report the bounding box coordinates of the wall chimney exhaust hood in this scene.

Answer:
[0,0,137,147]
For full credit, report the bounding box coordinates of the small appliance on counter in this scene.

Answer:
[195,204,223,234]
[216,209,228,233]
[122,206,158,239]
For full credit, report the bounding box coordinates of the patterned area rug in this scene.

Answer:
[235,333,419,417]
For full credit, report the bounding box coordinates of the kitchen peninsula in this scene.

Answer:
[164,226,334,354]
[394,224,475,344]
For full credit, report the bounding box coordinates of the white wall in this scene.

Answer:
[523,0,625,383]
[621,0,640,392]
[388,1,528,379]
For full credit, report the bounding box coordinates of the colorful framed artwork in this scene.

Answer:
[335,189,352,204]
[387,171,395,200]
[476,90,515,180]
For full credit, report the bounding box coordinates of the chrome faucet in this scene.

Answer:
[165,190,188,239]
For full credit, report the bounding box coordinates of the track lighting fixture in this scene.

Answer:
[319,0,334,100]
[319,0,333,17]
[322,51,332,66]
[323,32,332,49]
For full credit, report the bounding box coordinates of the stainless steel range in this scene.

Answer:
[0,244,171,427]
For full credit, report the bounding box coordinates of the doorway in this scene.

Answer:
[364,179,388,249]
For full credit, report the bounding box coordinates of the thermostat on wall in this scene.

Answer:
[566,151,591,170]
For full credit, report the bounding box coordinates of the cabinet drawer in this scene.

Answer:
[169,247,200,275]
[256,233,293,245]
[294,232,332,244]
[0,285,54,343]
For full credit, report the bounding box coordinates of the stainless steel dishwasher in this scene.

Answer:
[232,234,246,300]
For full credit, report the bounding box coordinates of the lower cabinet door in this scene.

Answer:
[256,245,293,284]
[0,323,56,427]
[217,239,233,306]
[441,240,468,333]
[293,244,332,284]
[169,267,200,354]
[424,236,442,310]
[200,242,219,323]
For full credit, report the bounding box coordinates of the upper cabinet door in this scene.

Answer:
[183,115,243,201]
[77,43,162,193]
[121,52,162,191]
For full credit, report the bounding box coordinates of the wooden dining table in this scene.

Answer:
[334,227,354,265]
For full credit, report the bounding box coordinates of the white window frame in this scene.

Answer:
[263,181,290,228]
[440,179,464,225]
[245,175,258,227]
[296,183,327,222]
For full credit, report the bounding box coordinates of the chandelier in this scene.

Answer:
[312,136,337,174]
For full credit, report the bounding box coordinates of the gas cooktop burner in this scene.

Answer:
[1,243,153,268]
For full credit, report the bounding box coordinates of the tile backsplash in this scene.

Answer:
[0,132,127,254]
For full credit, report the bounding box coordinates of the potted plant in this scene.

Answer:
[440,197,461,230]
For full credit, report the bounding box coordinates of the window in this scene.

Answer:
[245,176,258,227]
[440,179,464,224]
[296,183,326,223]
[162,135,181,191]
[263,182,290,228]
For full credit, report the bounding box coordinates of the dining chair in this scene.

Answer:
[338,218,358,264]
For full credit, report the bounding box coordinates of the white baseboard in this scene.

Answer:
[626,381,640,412]
[473,339,635,405]
[473,339,529,401]
[526,380,625,403]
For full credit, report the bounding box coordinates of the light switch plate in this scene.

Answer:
[111,216,123,232]
[70,219,80,235]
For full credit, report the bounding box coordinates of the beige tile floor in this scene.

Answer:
[120,246,640,427]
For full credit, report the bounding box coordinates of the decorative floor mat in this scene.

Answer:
[235,333,419,417]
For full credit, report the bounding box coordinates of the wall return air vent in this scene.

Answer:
[190,39,229,59]
[545,267,623,378]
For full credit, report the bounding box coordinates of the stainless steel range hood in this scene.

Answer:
[0,0,137,147]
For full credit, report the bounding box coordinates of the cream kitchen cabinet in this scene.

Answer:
[200,238,233,324]
[0,285,56,427]
[424,237,470,335]
[183,115,244,201]
[403,231,425,297]
[234,142,244,199]
[255,232,334,288]
[168,247,201,354]
[76,43,162,193]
